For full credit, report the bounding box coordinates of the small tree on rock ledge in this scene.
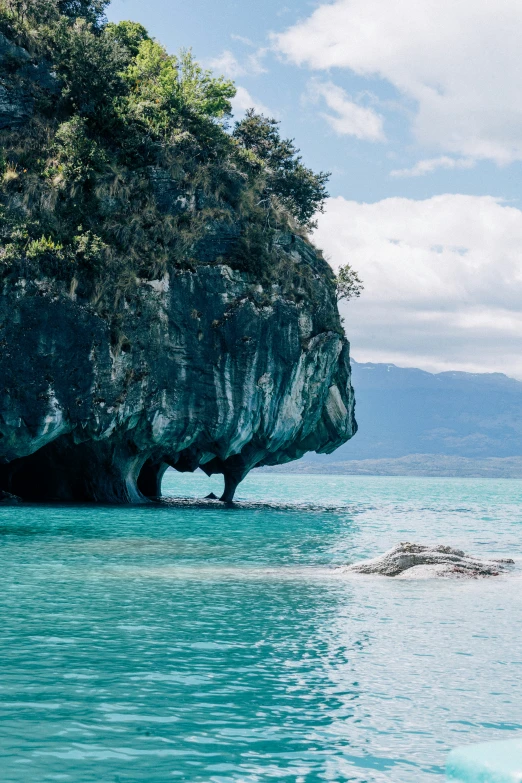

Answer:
[335,263,364,302]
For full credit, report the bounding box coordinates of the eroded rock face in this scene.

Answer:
[343,542,514,578]
[0,245,356,502]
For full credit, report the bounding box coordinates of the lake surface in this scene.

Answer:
[1,473,522,782]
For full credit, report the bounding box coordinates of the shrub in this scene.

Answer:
[57,0,109,27]
[49,17,128,123]
[54,117,107,180]
[105,20,150,59]
[26,235,64,258]
[232,110,329,229]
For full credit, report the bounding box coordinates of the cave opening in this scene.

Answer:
[158,466,229,501]
[0,436,145,503]
[137,460,169,500]
[0,440,243,504]
[0,445,67,501]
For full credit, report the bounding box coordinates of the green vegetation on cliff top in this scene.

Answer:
[0,0,333,318]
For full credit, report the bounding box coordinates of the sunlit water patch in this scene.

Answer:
[1,473,522,782]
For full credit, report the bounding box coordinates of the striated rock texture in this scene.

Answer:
[0,238,356,502]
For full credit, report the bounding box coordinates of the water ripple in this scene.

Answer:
[1,473,522,782]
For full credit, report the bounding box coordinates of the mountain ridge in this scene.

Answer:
[296,359,522,472]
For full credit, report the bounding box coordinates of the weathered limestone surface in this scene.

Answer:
[0,249,356,502]
[342,542,514,578]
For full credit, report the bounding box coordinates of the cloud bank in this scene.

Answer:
[307,81,385,141]
[275,0,522,164]
[315,195,522,376]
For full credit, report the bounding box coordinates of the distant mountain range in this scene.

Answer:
[264,454,522,478]
[275,360,522,477]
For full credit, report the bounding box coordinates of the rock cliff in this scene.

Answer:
[0,238,356,502]
[0,4,356,502]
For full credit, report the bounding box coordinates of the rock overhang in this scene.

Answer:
[0,258,357,503]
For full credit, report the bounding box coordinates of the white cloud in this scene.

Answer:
[274,0,522,164]
[231,35,254,46]
[390,156,475,178]
[231,86,274,118]
[208,47,267,79]
[308,80,385,141]
[314,194,522,376]
[208,50,245,78]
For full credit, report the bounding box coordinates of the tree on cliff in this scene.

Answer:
[232,110,329,230]
[336,264,364,302]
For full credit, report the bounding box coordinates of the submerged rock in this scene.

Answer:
[0,489,20,504]
[343,542,515,579]
[0,247,356,503]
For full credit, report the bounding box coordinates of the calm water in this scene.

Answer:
[1,473,522,782]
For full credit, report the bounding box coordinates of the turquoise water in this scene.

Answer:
[1,472,522,783]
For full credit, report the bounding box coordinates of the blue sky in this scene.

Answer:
[106,0,522,377]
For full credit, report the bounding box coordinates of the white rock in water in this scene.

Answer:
[342,542,514,578]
